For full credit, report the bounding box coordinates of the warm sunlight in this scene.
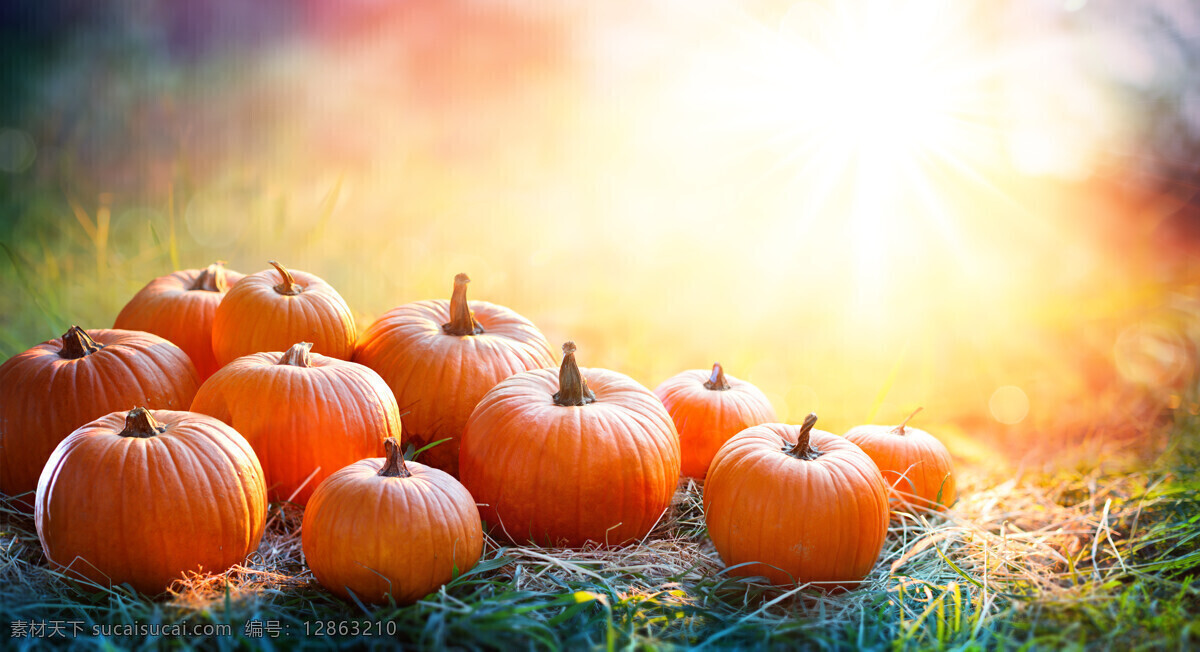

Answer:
[4,0,1200,648]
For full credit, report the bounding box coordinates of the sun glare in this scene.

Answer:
[798,22,960,166]
[729,1,1003,314]
[616,0,1133,427]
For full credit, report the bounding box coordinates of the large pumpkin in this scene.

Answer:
[704,414,889,589]
[460,341,680,547]
[655,362,776,479]
[844,408,957,512]
[114,261,244,380]
[353,273,554,476]
[302,437,483,604]
[212,261,356,366]
[0,327,199,510]
[191,341,399,506]
[36,408,267,594]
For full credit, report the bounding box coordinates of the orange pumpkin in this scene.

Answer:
[460,341,680,547]
[114,261,244,380]
[704,414,889,588]
[353,273,554,476]
[212,261,356,366]
[302,437,483,604]
[191,341,399,506]
[655,362,776,479]
[35,408,267,594]
[0,327,198,510]
[844,408,957,512]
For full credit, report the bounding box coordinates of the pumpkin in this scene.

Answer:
[191,341,399,506]
[212,261,356,366]
[654,362,777,479]
[844,408,957,512]
[0,327,199,510]
[35,407,267,594]
[302,437,483,604]
[353,273,555,476]
[114,261,244,380]
[704,414,889,588]
[460,341,680,547]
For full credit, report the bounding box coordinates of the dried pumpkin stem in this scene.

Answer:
[377,437,412,478]
[269,260,302,296]
[896,407,924,435]
[119,407,167,438]
[553,341,596,407]
[59,326,104,359]
[191,261,229,292]
[703,362,732,391]
[441,273,484,336]
[278,342,313,368]
[788,413,821,460]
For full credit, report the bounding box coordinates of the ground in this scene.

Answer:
[2,416,1199,650]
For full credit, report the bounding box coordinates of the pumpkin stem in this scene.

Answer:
[119,407,167,438]
[279,342,314,368]
[441,273,485,336]
[553,341,596,406]
[787,413,822,460]
[191,261,229,292]
[896,407,924,435]
[703,362,732,391]
[269,260,302,296]
[59,326,104,359]
[377,437,412,478]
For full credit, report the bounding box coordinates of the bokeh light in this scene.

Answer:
[989,386,1031,426]
[0,128,36,173]
[2,0,1199,463]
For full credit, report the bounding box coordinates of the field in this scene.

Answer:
[3,418,1199,649]
[3,0,1200,649]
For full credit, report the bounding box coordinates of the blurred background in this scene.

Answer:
[2,0,1199,468]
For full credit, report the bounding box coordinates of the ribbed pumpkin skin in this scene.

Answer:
[655,368,776,479]
[114,266,245,380]
[353,300,554,476]
[460,367,681,547]
[844,425,956,512]
[302,457,482,604]
[35,410,267,594]
[0,329,199,509]
[212,265,356,366]
[704,424,889,588]
[190,348,399,506]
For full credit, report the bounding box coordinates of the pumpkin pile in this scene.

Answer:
[0,261,959,603]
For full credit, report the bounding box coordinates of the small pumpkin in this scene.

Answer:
[460,341,680,547]
[212,261,356,366]
[353,273,555,476]
[35,408,267,594]
[114,261,244,380]
[191,341,399,506]
[844,408,957,512]
[302,437,483,604]
[655,362,777,479]
[0,327,199,510]
[704,414,889,588]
